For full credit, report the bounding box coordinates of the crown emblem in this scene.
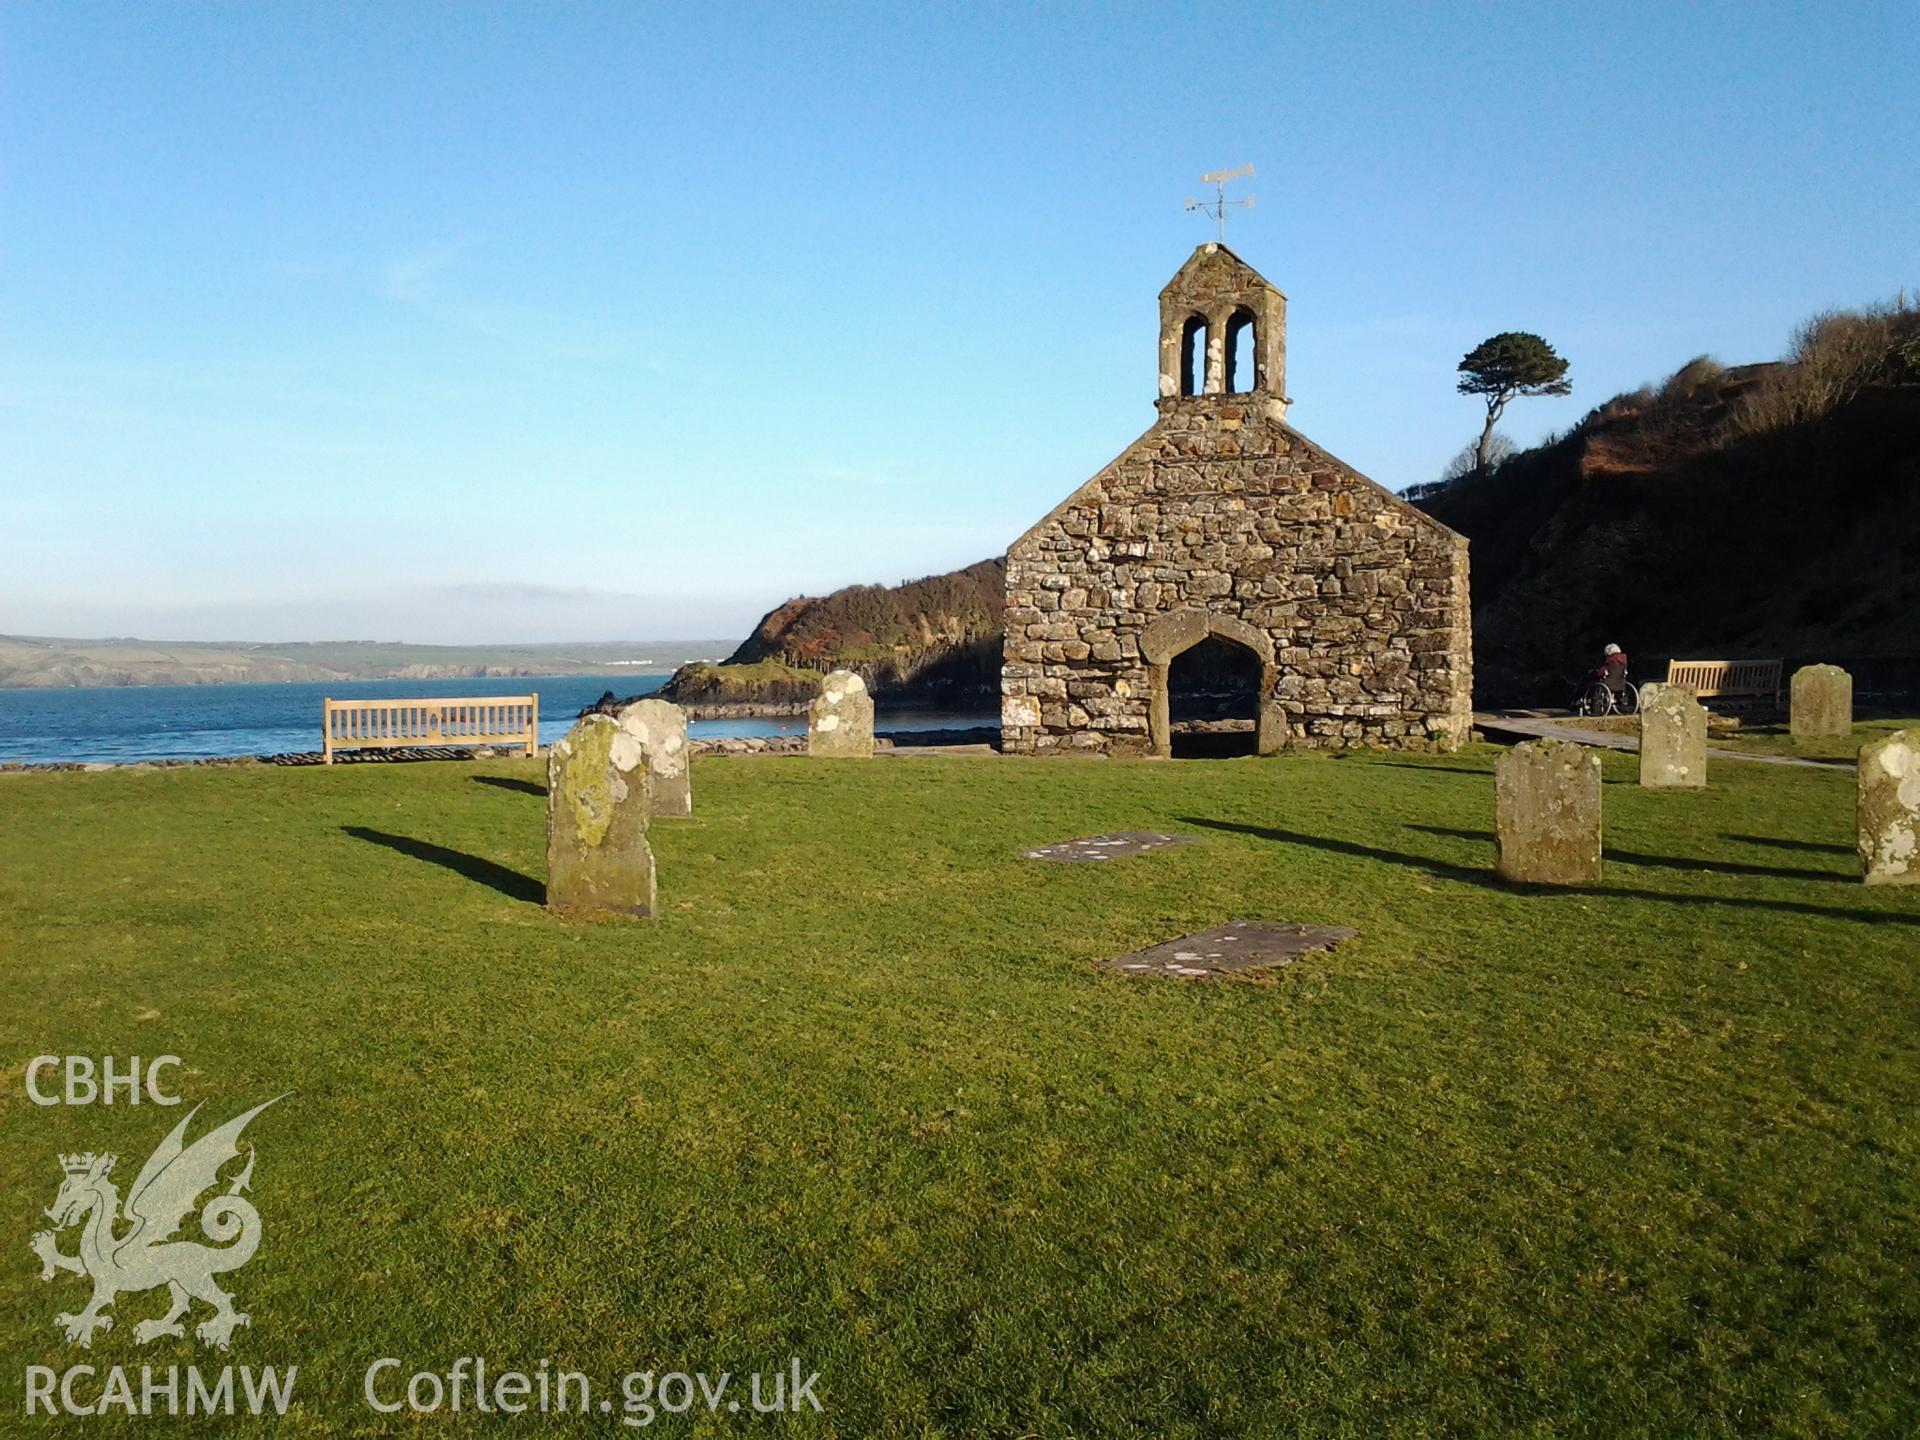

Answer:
[59,1152,113,1176]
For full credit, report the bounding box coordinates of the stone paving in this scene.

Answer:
[1098,921,1357,978]
[1021,831,1197,863]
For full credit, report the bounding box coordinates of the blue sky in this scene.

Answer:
[3,3,1915,643]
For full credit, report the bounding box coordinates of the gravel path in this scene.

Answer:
[1474,712,1849,769]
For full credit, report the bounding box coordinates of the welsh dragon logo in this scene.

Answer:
[29,1097,285,1349]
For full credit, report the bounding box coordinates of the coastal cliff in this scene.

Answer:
[1414,299,1920,704]
[660,560,1005,707]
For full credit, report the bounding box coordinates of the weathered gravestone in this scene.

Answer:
[617,698,691,818]
[1097,921,1358,979]
[1639,685,1707,789]
[1858,726,1920,886]
[1495,739,1603,885]
[808,670,874,757]
[1791,664,1853,742]
[546,714,655,918]
[1022,831,1196,863]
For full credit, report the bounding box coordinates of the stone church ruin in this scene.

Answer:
[1001,244,1474,755]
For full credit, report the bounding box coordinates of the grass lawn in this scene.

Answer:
[2,748,1916,1436]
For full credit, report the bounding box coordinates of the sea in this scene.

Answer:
[0,675,994,767]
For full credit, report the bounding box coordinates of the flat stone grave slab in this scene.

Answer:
[1021,830,1197,863]
[1098,921,1357,979]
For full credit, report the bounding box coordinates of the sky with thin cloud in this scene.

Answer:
[3,4,1915,643]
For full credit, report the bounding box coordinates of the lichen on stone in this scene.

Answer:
[1859,728,1920,885]
[554,717,624,848]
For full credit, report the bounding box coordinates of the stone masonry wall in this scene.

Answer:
[1002,394,1473,754]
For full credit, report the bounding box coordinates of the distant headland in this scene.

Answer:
[654,559,1005,711]
[0,636,729,689]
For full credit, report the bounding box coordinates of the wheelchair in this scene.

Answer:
[1573,673,1639,717]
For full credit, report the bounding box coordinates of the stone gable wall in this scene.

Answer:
[1002,394,1473,754]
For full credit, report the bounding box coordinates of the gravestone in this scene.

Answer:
[1022,831,1196,863]
[1495,739,1602,885]
[1097,921,1357,979]
[1858,726,1920,886]
[616,698,692,818]
[808,670,874,757]
[1639,686,1707,789]
[1791,664,1853,742]
[546,714,655,918]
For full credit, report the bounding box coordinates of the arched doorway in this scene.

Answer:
[1140,610,1287,759]
[1168,633,1265,756]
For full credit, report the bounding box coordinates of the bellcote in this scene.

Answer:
[1156,243,1289,419]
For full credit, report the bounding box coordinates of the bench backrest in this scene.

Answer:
[323,695,539,762]
[1664,659,1783,699]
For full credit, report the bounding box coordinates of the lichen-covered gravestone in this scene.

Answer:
[546,714,655,918]
[1858,726,1920,886]
[807,670,874,758]
[1639,685,1707,789]
[616,698,691,818]
[1791,664,1853,742]
[1495,739,1603,885]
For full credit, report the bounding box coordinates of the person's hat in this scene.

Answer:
[1603,643,1622,655]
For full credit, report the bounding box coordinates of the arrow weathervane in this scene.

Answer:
[1184,164,1255,243]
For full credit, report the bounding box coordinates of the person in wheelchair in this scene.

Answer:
[1574,643,1637,715]
[1591,643,1630,693]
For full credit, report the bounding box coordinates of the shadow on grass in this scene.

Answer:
[1407,824,1847,884]
[1365,762,1493,779]
[341,826,543,905]
[1723,832,1855,855]
[1607,848,1847,883]
[1179,817,1916,927]
[472,775,546,797]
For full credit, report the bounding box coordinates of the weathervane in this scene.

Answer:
[1185,164,1255,243]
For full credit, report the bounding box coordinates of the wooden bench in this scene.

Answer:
[1663,659,1783,706]
[323,695,539,764]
